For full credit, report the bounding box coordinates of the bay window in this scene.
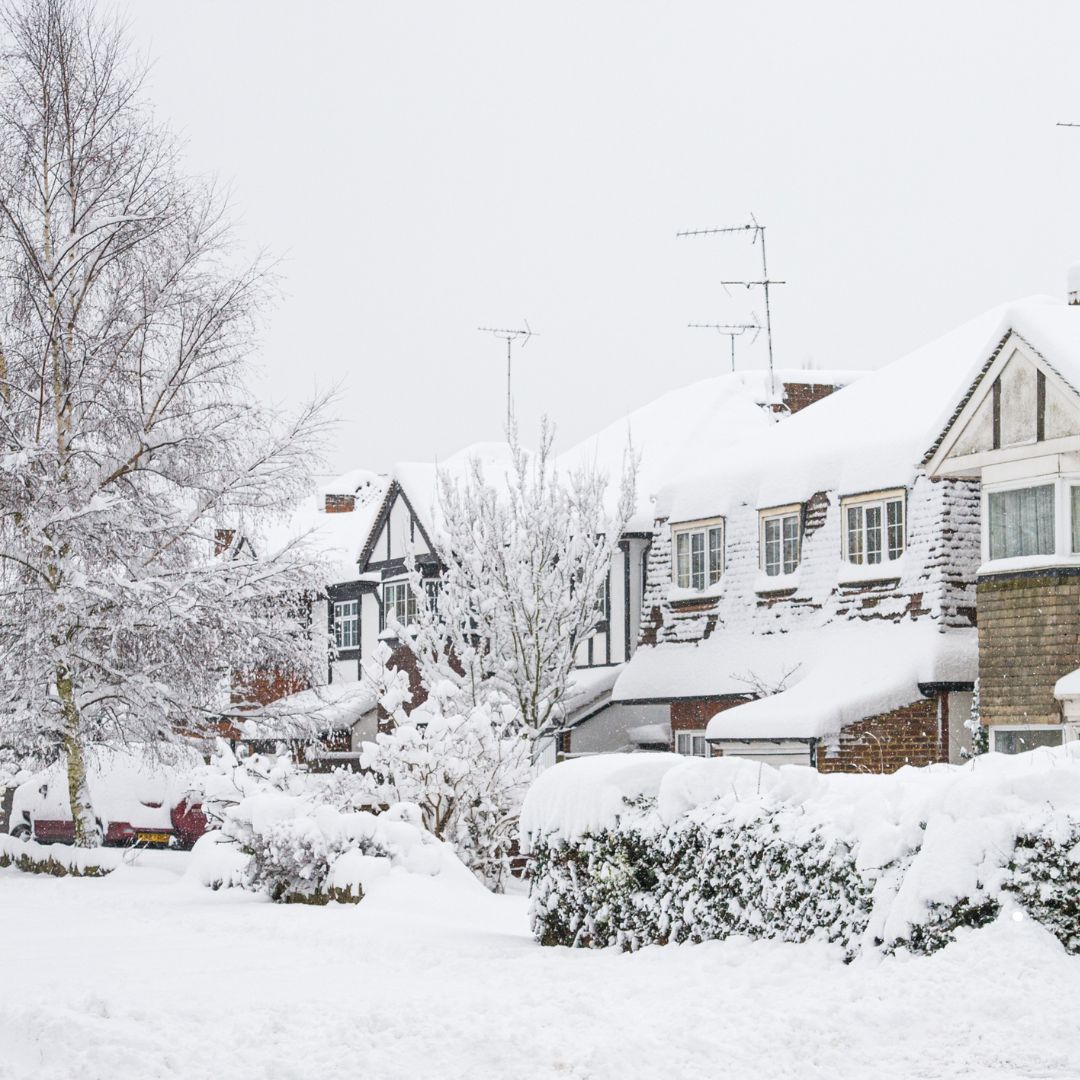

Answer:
[842,492,905,566]
[988,484,1055,560]
[990,725,1064,754]
[333,600,358,650]
[672,519,724,589]
[383,581,417,627]
[760,507,801,576]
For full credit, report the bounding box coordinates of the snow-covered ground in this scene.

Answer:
[2,854,1079,1079]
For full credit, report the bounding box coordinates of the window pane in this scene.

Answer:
[865,505,882,564]
[690,531,705,589]
[675,532,690,587]
[764,517,780,576]
[992,727,1064,754]
[782,514,800,574]
[886,499,904,560]
[692,736,707,757]
[846,505,863,564]
[708,526,723,583]
[988,485,1055,559]
[1072,488,1080,554]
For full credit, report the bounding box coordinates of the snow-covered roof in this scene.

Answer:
[614,623,976,738]
[232,681,378,739]
[392,442,518,537]
[259,470,390,585]
[560,664,623,727]
[1054,666,1080,701]
[558,369,860,531]
[659,299,1067,525]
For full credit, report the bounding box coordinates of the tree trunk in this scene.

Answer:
[57,665,97,847]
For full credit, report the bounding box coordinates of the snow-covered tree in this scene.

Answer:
[358,641,530,891]
[0,0,329,845]
[424,418,635,746]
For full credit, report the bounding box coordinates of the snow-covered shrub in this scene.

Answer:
[1003,816,1080,953]
[0,834,121,877]
[357,643,532,891]
[189,744,447,904]
[523,748,1080,956]
[529,798,871,952]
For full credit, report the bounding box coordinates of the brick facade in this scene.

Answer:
[815,695,946,774]
[976,570,1080,726]
[670,696,752,738]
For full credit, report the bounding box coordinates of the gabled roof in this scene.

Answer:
[259,468,391,586]
[655,300,1058,525]
[557,369,860,531]
[924,298,1080,472]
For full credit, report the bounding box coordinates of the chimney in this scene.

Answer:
[1069,263,1080,306]
[778,380,842,416]
[325,493,356,513]
[214,528,235,555]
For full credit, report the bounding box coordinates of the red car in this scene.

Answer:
[8,748,207,849]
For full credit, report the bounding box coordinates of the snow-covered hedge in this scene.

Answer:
[521,749,1080,955]
[188,746,461,904]
[0,834,122,877]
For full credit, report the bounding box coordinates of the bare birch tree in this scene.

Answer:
[0,0,330,845]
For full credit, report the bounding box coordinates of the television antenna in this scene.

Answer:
[687,319,761,373]
[478,321,537,431]
[677,215,785,391]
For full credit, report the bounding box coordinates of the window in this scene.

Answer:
[843,492,905,566]
[595,575,609,621]
[988,484,1055,560]
[675,731,709,757]
[424,579,441,614]
[333,600,358,650]
[383,581,417,627]
[673,520,724,589]
[1072,487,1080,554]
[761,508,801,576]
[990,725,1064,754]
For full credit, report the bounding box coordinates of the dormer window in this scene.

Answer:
[760,506,801,576]
[841,491,905,565]
[672,518,724,589]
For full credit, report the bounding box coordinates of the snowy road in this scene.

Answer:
[2,855,1078,1080]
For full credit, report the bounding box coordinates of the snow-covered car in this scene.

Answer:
[8,747,207,849]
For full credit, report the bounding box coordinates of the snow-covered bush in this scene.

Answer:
[522,748,1080,956]
[189,745,449,904]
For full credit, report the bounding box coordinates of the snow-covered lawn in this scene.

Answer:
[2,855,1078,1080]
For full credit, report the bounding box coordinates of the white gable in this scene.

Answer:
[929,331,1080,477]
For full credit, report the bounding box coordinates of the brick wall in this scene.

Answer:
[977,571,1080,725]
[670,697,752,753]
[816,695,946,774]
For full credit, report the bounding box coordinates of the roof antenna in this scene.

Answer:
[478,321,537,433]
[687,319,761,373]
[677,215,785,396]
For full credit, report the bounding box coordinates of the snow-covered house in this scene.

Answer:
[553,369,860,755]
[925,289,1080,754]
[606,310,1021,771]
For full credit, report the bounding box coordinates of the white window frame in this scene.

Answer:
[671,517,725,590]
[989,724,1065,754]
[840,489,906,567]
[333,599,358,649]
[759,504,802,577]
[981,474,1080,565]
[382,580,417,628]
[675,730,710,757]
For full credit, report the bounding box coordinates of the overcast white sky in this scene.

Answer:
[116,1,1080,474]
